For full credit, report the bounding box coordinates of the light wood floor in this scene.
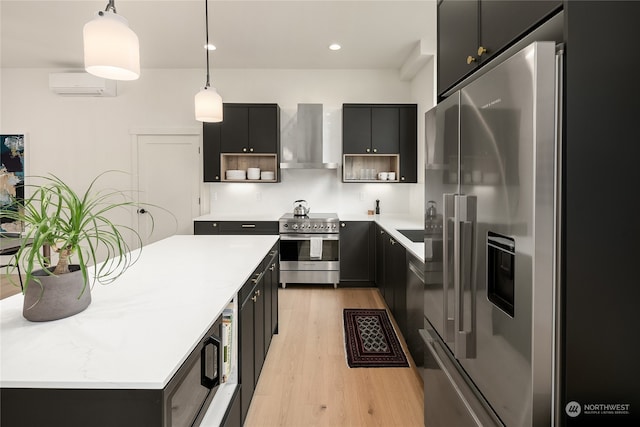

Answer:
[245,286,424,427]
[0,274,22,299]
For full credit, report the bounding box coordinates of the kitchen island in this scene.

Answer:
[0,234,279,427]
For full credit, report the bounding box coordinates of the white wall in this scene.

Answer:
[1,65,434,225]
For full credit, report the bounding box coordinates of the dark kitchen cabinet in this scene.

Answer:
[194,221,278,236]
[384,235,407,332]
[375,224,387,297]
[343,104,398,154]
[238,243,279,425]
[339,221,374,286]
[399,105,418,183]
[203,103,280,182]
[342,104,417,183]
[220,104,279,154]
[438,0,561,96]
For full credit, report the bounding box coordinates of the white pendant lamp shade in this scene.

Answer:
[195,87,223,122]
[84,11,140,81]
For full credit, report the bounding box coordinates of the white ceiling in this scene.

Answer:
[1,0,436,72]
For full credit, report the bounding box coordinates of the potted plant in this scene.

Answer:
[1,171,151,322]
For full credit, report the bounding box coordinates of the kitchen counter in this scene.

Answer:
[338,213,425,262]
[0,234,278,389]
[193,212,425,261]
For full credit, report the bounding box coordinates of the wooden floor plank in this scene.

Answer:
[245,286,424,427]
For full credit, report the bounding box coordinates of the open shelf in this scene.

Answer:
[342,154,400,183]
[221,153,278,182]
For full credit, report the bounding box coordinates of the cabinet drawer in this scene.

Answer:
[194,221,220,235]
[218,221,278,235]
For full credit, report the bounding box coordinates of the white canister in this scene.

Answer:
[378,172,389,180]
[387,172,396,181]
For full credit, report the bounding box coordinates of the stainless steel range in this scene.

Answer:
[278,212,340,288]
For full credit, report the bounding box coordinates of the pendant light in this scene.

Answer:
[195,0,223,122]
[83,0,140,81]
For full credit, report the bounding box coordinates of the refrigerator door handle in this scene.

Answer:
[442,193,456,343]
[454,194,477,359]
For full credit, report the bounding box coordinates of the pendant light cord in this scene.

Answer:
[104,0,116,13]
[205,0,211,88]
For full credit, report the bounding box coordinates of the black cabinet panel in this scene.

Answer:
[375,225,386,295]
[343,106,371,154]
[249,106,279,153]
[438,0,478,94]
[371,107,399,154]
[221,106,249,153]
[239,291,255,424]
[194,221,220,235]
[399,106,417,183]
[480,1,560,57]
[437,0,561,96]
[339,221,374,284]
[343,104,417,183]
[385,236,407,333]
[218,221,279,235]
[203,103,280,182]
[203,123,222,182]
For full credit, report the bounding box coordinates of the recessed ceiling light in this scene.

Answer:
[204,44,216,51]
[329,43,341,51]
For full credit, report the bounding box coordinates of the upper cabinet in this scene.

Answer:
[203,103,280,182]
[342,104,417,183]
[438,0,561,96]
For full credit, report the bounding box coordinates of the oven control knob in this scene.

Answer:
[313,224,318,229]
[283,223,288,228]
[319,224,324,229]
[292,224,298,230]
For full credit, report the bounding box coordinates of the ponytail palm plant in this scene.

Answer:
[2,171,147,299]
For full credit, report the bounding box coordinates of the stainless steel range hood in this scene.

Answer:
[280,103,338,169]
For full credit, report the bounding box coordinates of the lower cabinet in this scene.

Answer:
[384,234,407,333]
[194,221,278,235]
[339,221,374,285]
[239,242,279,425]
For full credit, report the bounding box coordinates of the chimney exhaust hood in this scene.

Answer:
[280,103,338,169]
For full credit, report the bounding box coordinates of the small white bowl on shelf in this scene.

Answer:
[226,170,246,180]
[260,171,275,180]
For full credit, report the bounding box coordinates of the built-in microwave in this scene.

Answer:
[164,315,223,427]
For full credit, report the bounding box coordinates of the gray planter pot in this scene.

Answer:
[23,265,91,322]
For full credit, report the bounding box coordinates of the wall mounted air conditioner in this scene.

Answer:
[49,72,117,97]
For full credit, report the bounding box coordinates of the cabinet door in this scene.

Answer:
[375,225,386,296]
[371,107,399,154]
[438,0,478,95]
[203,122,222,182]
[480,0,561,61]
[249,106,279,153]
[339,221,374,283]
[193,221,220,235]
[253,278,265,384]
[399,105,418,183]
[343,106,372,154]
[239,292,255,424]
[217,221,279,235]
[221,106,249,153]
[270,251,279,335]
[385,236,407,333]
[263,262,273,354]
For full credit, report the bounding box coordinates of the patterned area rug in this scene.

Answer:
[343,308,409,368]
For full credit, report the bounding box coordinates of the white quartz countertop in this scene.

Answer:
[337,213,425,262]
[0,234,278,389]
[194,212,425,262]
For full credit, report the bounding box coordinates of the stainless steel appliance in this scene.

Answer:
[422,41,559,426]
[278,212,340,288]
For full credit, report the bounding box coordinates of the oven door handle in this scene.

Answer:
[279,234,339,240]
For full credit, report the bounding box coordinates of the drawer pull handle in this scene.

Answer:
[242,224,256,228]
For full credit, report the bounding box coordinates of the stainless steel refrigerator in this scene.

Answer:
[422,41,560,426]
